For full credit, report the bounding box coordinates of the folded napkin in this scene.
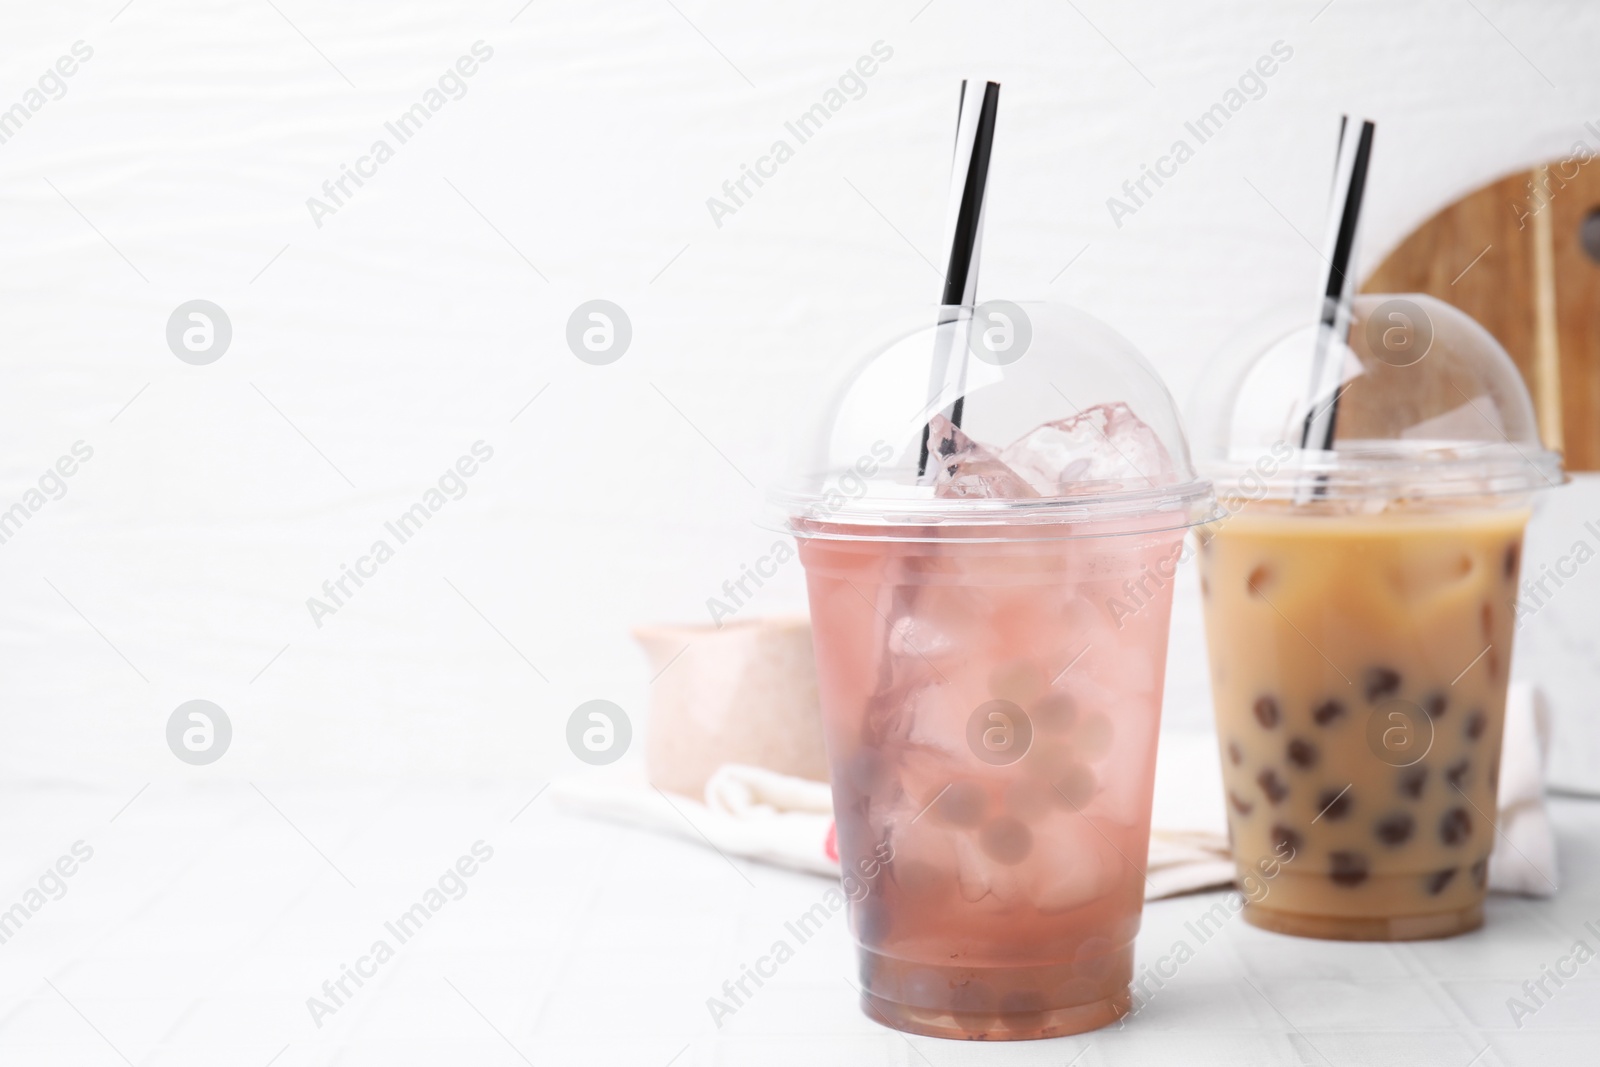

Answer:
[550,764,839,877]
[1145,829,1237,900]
[551,684,1559,899]
[1489,683,1559,895]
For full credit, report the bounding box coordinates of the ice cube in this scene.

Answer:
[927,414,1040,499]
[888,818,957,898]
[1059,597,1103,638]
[953,829,1003,902]
[890,612,955,660]
[1026,812,1121,914]
[999,401,1175,496]
[1074,713,1114,760]
[949,808,1119,911]
[888,583,985,665]
[1386,551,1476,602]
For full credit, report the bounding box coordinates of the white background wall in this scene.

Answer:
[2,0,1596,785]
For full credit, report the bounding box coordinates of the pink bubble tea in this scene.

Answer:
[800,522,1182,1039]
[772,304,1214,1039]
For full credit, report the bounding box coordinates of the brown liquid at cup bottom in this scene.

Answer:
[1242,899,1484,941]
[856,950,1134,1040]
[1199,507,1526,941]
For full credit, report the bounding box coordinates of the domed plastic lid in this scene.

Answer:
[1188,293,1565,503]
[767,302,1215,541]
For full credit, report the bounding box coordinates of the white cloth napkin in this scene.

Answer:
[549,764,839,877]
[1489,683,1560,895]
[551,684,1559,899]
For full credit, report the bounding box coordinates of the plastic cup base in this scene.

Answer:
[1242,901,1485,942]
[859,988,1131,1041]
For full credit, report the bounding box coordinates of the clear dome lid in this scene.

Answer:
[1188,293,1565,504]
[767,301,1215,541]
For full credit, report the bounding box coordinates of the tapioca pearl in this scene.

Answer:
[989,660,1046,705]
[1247,564,1274,598]
[1227,740,1243,765]
[1440,808,1472,846]
[1504,542,1520,580]
[1075,936,1120,982]
[1075,713,1113,758]
[1374,812,1415,846]
[934,781,988,827]
[999,990,1045,1017]
[1229,791,1255,816]
[1286,738,1317,769]
[1423,692,1448,720]
[1445,759,1470,790]
[1257,769,1289,805]
[979,816,1033,864]
[1470,857,1489,888]
[1329,851,1369,887]
[1032,692,1077,734]
[1465,711,1486,741]
[1481,601,1493,641]
[1254,696,1281,729]
[1316,786,1352,820]
[1052,763,1097,809]
[1399,766,1428,799]
[949,980,998,1015]
[1424,868,1457,896]
[1270,824,1302,855]
[950,1009,999,1034]
[1312,699,1346,726]
[1003,777,1055,821]
[900,967,948,1011]
[1363,667,1402,703]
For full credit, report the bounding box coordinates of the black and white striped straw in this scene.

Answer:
[917,79,1001,478]
[1299,115,1376,456]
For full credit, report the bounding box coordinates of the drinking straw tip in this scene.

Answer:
[1299,115,1378,462]
[917,81,1003,476]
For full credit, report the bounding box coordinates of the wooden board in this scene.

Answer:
[1363,157,1600,467]
[1363,157,1600,470]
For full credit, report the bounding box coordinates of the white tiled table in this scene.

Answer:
[2,778,1596,1066]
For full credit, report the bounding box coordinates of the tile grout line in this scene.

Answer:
[1389,940,1505,1066]
[527,819,630,1038]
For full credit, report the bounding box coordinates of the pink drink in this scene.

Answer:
[773,303,1213,1038]
[800,524,1183,1039]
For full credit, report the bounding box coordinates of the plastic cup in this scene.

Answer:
[768,303,1214,1038]
[1188,293,1564,940]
